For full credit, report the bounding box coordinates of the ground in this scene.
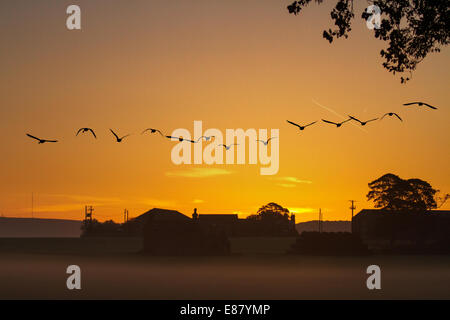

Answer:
[0,237,449,299]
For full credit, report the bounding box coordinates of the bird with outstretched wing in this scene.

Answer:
[380,113,402,122]
[110,129,130,143]
[321,118,351,128]
[348,115,378,126]
[142,128,164,136]
[166,135,198,143]
[256,137,277,146]
[286,120,317,131]
[218,143,239,150]
[76,128,97,138]
[26,134,58,144]
[403,102,437,110]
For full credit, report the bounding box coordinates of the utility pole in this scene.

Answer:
[124,209,129,223]
[349,200,356,221]
[349,200,357,234]
[318,208,322,233]
[85,205,94,222]
[31,192,34,219]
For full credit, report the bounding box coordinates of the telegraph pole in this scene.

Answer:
[85,205,94,222]
[31,192,34,219]
[318,208,322,233]
[349,200,357,234]
[349,200,356,221]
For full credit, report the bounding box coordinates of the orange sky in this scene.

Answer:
[0,0,449,222]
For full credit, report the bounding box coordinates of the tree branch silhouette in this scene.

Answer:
[287,0,450,83]
[436,192,450,208]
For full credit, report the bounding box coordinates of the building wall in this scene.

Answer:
[352,210,450,251]
[195,215,297,237]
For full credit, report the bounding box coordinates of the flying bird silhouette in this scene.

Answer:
[166,135,198,143]
[256,137,277,146]
[321,118,351,128]
[142,128,164,136]
[218,143,239,150]
[348,115,378,126]
[286,120,317,131]
[403,102,437,110]
[110,129,130,143]
[380,113,402,122]
[76,128,97,138]
[26,134,58,144]
[196,135,215,142]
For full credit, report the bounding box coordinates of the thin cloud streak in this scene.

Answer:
[166,168,233,178]
[272,176,312,188]
[276,177,312,184]
[23,194,176,214]
[288,207,315,214]
[312,98,368,133]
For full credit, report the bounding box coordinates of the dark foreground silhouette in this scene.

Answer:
[143,218,230,256]
[288,232,370,256]
[353,209,450,254]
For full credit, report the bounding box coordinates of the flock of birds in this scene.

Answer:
[287,102,437,131]
[26,126,245,150]
[26,101,438,147]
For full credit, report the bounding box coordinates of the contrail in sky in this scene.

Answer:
[312,98,368,133]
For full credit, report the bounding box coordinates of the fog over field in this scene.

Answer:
[0,238,449,299]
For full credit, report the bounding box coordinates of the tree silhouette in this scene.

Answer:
[81,218,121,237]
[287,0,450,83]
[246,214,260,221]
[254,202,290,221]
[367,173,438,211]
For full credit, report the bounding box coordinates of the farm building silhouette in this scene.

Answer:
[352,209,450,253]
[140,208,297,255]
[123,208,297,237]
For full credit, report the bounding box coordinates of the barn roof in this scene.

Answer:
[354,209,450,218]
[135,208,191,222]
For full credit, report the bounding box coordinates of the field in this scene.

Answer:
[0,237,449,299]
